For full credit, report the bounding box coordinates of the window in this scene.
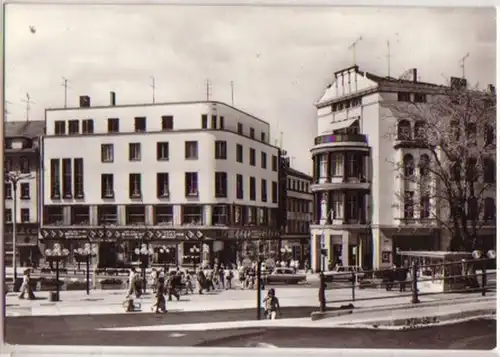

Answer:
[212,205,228,225]
[98,205,118,224]
[466,158,478,182]
[419,154,430,177]
[233,205,242,225]
[5,158,12,172]
[74,158,84,199]
[272,155,278,172]
[134,117,146,132]
[467,197,478,220]
[250,127,255,139]
[261,179,267,202]
[397,92,411,102]
[466,123,477,140]
[261,152,267,169]
[484,197,496,221]
[101,174,114,198]
[182,205,203,225]
[319,154,328,179]
[101,144,114,163]
[261,132,266,142]
[403,154,415,177]
[236,144,243,163]
[82,119,94,134]
[201,114,208,129]
[185,141,198,159]
[237,123,243,134]
[126,205,145,225]
[450,161,461,181]
[185,172,198,196]
[420,194,431,219]
[215,172,227,198]
[107,118,119,133]
[157,173,170,198]
[50,159,61,199]
[404,191,414,219]
[161,115,174,130]
[129,173,142,199]
[5,209,12,223]
[236,174,244,199]
[21,208,30,223]
[483,158,495,183]
[272,181,278,203]
[211,115,217,129]
[332,192,344,220]
[68,120,79,135]
[414,121,426,140]
[71,206,90,225]
[154,205,173,225]
[215,141,227,160]
[62,158,72,198]
[43,206,64,225]
[397,120,411,140]
[247,206,257,225]
[54,121,66,135]
[4,183,12,199]
[157,142,169,161]
[20,157,30,173]
[249,148,256,166]
[219,116,225,129]
[346,153,359,178]
[20,183,30,199]
[249,176,256,201]
[129,143,141,161]
[330,153,343,177]
[484,125,494,146]
[414,93,427,103]
[346,192,358,220]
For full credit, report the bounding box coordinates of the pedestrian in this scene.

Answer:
[167,272,180,301]
[126,269,137,298]
[218,265,225,290]
[151,277,167,314]
[18,269,35,300]
[185,274,194,294]
[150,269,159,294]
[225,269,233,289]
[263,288,281,320]
[197,269,206,295]
[238,266,246,290]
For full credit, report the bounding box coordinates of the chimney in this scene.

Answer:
[110,91,116,106]
[412,68,418,82]
[450,77,467,90]
[79,95,91,108]
[488,84,496,95]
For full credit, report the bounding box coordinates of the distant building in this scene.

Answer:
[41,94,281,268]
[4,120,45,267]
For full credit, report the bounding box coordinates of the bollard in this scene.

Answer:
[411,261,420,304]
[481,262,487,297]
[351,271,356,302]
[319,272,326,312]
[256,260,262,320]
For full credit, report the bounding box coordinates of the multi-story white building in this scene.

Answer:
[309,66,496,272]
[41,94,281,267]
[4,120,45,267]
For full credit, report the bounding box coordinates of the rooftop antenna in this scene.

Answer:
[230,81,235,106]
[61,77,69,108]
[279,131,283,148]
[386,40,391,78]
[21,93,35,122]
[206,79,212,101]
[348,36,363,66]
[459,52,470,79]
[150,76,156,104]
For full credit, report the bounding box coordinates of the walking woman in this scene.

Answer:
[152,277,167,313]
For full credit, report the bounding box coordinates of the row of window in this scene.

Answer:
[101,141,278,170]
[4,157,31,174]
[4,182,31,200]
[313,191,366,223]
[287,178,310,193]
[43,204,278,227]
[50,159,84,199]
[53,114,268,143]
[97,172,279,202]
[314,152,366,181]
[4,208,31,223]
[331,97,362,112]
[286,220,310,234]
[287,198,310,214]
[397,92,427,103]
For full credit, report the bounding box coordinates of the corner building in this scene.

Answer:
[41,95,280,268]
[309,66,496,272]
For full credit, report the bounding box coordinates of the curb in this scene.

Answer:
[310,296,496,320]
[311,309,353,321]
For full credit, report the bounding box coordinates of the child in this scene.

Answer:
[263,288,280,320]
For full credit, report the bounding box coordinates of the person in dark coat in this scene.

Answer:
[152,277,167,313]
[167,272,180,301]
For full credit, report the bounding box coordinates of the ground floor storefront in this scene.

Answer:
[39,226,281,268]
[4,223,41,267]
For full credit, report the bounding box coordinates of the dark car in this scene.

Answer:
[267,267,307,285]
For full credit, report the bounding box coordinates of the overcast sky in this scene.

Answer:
[4,5,496,173]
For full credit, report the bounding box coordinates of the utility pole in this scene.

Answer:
[348,36,363,66]
[206,79,211,101]
[61,77,69,108]
[386,40,391,78]
[20,93,35,122]
[150,76,156,104]
[230,81,235,106]
[459,53,470,79]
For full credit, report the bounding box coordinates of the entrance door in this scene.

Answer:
[98,242,118,268]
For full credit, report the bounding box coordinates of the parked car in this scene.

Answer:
[267,267,307,285]
[323,266,365,283]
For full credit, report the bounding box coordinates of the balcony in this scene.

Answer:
[311,134,369,154]
[311,176,370,191]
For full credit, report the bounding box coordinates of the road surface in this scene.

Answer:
[6,306,495,349]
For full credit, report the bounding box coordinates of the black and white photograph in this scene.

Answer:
[1,3,497,354]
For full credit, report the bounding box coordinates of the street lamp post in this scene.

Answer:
[4,171,33,285]
[44,243,69,301]
[134,244,153,294]
[158,246,171,273]
[189,246,200,270]
[73,243,97,295]
[280,246,292,266]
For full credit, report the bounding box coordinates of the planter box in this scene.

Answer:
[100,283,124,290]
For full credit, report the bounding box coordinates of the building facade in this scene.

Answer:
[309,66,496,272]
[41,94,280,268]
[4,121,45,267]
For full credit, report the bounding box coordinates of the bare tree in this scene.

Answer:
[387,82,496,252]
